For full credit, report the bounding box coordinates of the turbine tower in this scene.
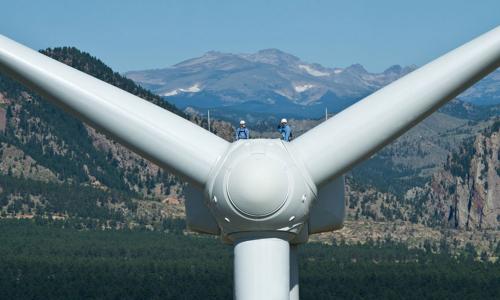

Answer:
[1,26,499,300]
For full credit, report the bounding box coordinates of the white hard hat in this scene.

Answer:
[280,118,287,123]
[240,120,246,125]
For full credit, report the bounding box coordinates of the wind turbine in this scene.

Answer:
[1,26,499,300]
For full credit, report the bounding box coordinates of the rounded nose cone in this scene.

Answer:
[227,154,289,217]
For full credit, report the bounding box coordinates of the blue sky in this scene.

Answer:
[1,0,498,72]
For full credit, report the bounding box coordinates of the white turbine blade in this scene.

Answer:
[292,26,500,187]
[0,35,229,186]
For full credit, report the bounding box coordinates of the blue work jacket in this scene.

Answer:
[236,127,250,140]
[277,124,292,141]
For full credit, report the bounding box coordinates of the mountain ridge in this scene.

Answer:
[125,49,500,120]
[124,49,416,117]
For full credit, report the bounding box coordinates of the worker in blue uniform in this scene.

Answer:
[236,120,250,140]
[277,118,292,141]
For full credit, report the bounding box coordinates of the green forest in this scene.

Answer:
[0,220,499,300]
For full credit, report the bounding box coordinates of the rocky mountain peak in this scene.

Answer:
[173,51,245,69]
[345,63,368,74]
[245,48,301,66]
[383,64,403,74]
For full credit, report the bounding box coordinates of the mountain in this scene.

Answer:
[125,49,500,119]
[124,49,414,118]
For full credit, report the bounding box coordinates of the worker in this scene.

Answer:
[236,120,250,140]
[277,118,292,141]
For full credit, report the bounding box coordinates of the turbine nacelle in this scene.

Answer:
[206,139,317,241]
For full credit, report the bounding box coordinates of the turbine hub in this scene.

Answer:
[227,153,289,217]
[205,139,317,238]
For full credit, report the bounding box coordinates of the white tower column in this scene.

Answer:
[234,236,290,300]
[290,245,300,300]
